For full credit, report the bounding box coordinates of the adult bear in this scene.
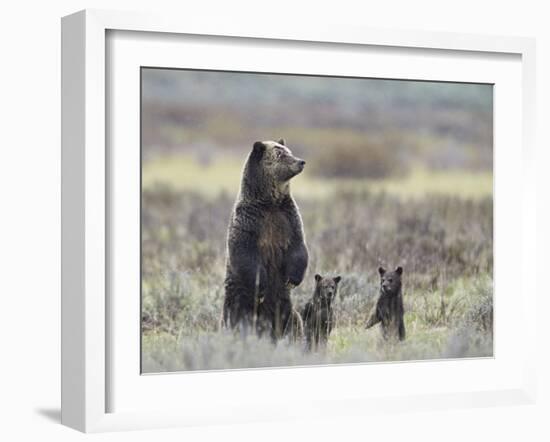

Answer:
[222,139,308,341]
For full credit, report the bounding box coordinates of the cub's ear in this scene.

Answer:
[395,266,403,275]
[315,274,322,282]
[333,276,341,284]
[278,138,286,146]
[253,141,266,155]
[378,267,386,276]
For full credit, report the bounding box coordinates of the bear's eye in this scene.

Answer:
[388,278,393,283]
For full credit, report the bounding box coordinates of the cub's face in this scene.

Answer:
[378,266,403,295]
[314,274,342,303]
[254,139,306,182]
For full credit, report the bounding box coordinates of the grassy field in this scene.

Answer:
[141,159,493,372]
[143,154,493,200]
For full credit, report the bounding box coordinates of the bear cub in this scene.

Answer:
[365,266,405,341]
[302,274,341,351]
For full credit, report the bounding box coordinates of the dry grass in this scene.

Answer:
[142,155,492,200]
[141,183,493,372]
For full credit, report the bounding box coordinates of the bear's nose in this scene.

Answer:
[299,160,306,167]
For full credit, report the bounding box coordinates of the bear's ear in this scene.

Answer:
[378,267,386,276]
[253,141,266,155]
[315,274,322,282]
[395,266,403,275]
[278,138,286,146]
[333,276,341,284]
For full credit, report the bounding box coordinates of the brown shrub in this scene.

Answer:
[308,141,406,179]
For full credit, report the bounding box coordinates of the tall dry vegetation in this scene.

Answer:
[141,186,493,372]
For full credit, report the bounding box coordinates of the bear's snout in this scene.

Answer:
[294,158,306,171]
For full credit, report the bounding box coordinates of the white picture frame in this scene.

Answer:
[61,9,537,433]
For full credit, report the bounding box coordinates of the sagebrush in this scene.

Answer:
[141,186,493,372]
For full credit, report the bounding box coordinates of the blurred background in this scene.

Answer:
[141,69,493,372]
[142,69,492,197]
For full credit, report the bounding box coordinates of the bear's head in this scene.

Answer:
[314,274,341,304]
[251,139,306,183]
[378,266,403,295]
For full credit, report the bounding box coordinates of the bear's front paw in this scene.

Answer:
[286,280,297,289]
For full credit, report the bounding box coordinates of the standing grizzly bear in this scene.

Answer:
[365,266,406,341]
[222,139,308,341]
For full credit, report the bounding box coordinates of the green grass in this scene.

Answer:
[142,154,493,200]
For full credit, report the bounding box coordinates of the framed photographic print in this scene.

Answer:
[61,9,537,432]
